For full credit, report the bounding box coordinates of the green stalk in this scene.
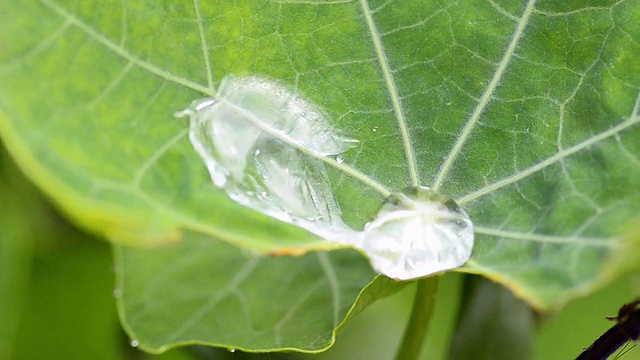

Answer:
[394,276,439,360]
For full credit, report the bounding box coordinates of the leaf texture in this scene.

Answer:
[1,0,640,351]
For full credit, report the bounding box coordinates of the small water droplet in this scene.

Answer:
[372,126,378,132]
[112,288,121,298]
[130,340,139,348]
[229,348,236,353]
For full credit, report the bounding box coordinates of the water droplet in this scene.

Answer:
[229,348,236,353]
[177,76,359,243]
[372,126,378,132]
[112,288,121,298]
[178,77,474,280]
[360,186,474,280]
[130,340,139,348]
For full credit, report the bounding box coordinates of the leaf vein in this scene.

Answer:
[474,226,614,247]
[165,258,262,342]
[88,61,134,107]
[317,252,341,327]
[358,0,419,186]
[0,19,72,74]
[432,0,537,190]
[224,99,392,197]
[459,92,640,205]
[273,278,326,347]
[38,0,212,96]
[192,0,215,92]
[132,129,189,188]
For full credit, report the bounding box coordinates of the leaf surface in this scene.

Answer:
[2,0,640,352]
[113,234,401,353]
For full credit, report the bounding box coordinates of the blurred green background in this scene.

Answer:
[1,141,638,359]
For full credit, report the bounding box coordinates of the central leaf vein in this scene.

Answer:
[432,0,537,191]
[359,0,420,186]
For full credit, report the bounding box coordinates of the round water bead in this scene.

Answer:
[360,186,474,280]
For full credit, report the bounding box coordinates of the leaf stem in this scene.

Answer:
[394,277,439,360]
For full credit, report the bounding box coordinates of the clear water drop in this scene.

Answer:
[130,340,139,348]
[229,348,236,353]
[178,76,474,280]
[360,186,474,280]
[372,126,379,132]
[177,76,359,244]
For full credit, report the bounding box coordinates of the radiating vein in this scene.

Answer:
[0,19,71,74]
[88,61,134,106]
[474,226,615,247]
[38,0,212,95]
[166,258,262,342]
[432,0,537,191]
[132,129,189,187]
[358,0,419,186]
[459,114,640,205]
[192,0,214,92]
[487,0,520,22]
[317,252,340,327]
[226,100,392,197]
[273,279,326,346]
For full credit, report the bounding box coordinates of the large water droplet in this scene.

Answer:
[178,76,474,280]
[176,76,359,243]
[361,186,474,280]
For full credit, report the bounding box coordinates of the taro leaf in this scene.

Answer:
[2,0,640,353]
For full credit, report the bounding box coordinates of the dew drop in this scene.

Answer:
[177,76,359,243]
[130,340,139,348]
[360,186,474,280]
[229,348,236,353]
[372,126,379,132]
[178,76,474,280]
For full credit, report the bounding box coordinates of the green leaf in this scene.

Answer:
[113,235,402,353]
[2,0,640,352]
